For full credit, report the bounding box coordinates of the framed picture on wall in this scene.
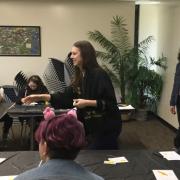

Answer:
[0,26,41,56]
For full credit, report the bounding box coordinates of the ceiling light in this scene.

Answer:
[135,1,161,5]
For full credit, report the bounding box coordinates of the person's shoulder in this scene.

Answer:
[14,167,39,180]
[88,172,104,180]
[14,161,104,180]
[73,161,104,180]
[92,67,108,78]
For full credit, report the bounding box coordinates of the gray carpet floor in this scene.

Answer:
[120,117,176,150]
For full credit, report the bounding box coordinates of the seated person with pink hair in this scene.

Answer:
[14,107,104,180]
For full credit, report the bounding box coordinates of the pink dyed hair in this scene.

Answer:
[35,112,85,159]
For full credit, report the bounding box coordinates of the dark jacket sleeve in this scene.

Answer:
[50,86,75,109]
[95,70,118,113]
[170,63,180,106]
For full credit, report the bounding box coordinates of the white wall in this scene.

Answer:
[0,0,135,85]
[139,5,173,60]
[159,5,180,129]
[139,4,180,128]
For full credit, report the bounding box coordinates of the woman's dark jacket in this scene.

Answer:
[170,63,180,106]
[50,67,122,135]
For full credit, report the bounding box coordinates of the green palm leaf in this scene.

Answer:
[111,16,131,55]
[88,31,118,55]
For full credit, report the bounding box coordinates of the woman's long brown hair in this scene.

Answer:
[71,41,100,92]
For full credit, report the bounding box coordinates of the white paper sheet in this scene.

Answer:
[0,176,17,180]
[22,102,38,106]
[104,156,128,164]
[0,158,6,163]
[118,105,135,110]
[153,170,178,180]
[159,151,180,160]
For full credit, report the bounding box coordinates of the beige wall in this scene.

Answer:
[0,0,135,85]
[139,4,180,128]
[159,5,180,129]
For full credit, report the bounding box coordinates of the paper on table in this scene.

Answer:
[0,176,17,180]
[104,160,116,165]
[118,105,135,110]
[0,158,6,163]
[159,151,180,160]
[29,102,38,105]
[108,157,128,163]
[22,102,38,106]
[104,156,128,164]
[153,170,178,180]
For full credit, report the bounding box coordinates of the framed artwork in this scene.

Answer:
[0,26,41,56]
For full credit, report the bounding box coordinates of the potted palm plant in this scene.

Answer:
[88,16,133,104]
[88,16,167,120]
[127,53,167,120]
[88,16,153,103]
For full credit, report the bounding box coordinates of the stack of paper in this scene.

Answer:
[118,105,135,110]
[153,170,178,180]
[0,158,17,179]
[0,176,17,180]
[0,158,6,163]
[159,151,180,160]
[104,156,128,165]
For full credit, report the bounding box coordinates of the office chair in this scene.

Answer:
[43,55,75,93]
[43,58,67,93]
[14,71,28,94]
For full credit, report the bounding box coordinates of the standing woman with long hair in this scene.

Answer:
[170,50,180,151]
[23,41,122,150]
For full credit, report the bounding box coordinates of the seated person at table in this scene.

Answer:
[16,75,49,131]
[0,94,13,141]
[16,75,48,105]
[14,107,104,180]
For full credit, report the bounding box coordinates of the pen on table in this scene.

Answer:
[158,170,168,176]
